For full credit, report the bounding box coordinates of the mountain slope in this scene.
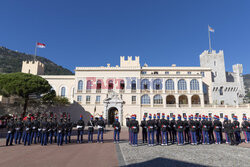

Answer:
[0,46,73,75]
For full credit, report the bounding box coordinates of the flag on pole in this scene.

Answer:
[36,42,46,48]
[208,25,215,32]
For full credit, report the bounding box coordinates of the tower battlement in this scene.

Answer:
[21,61,45,75]
[120,56,140,68]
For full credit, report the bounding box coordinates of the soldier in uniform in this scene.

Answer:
[155,114,161,145]
[195,115,201,144]
[227,120,236,145]
[147,114,155,146]
[242,116,250,143]
[6,117,15,146]
[140,115,147,144]
[57,115,65,146]
[97,115,105,143]
[24,115,32,146]
[189,115,197,145]
[232,116,241,144]
[130,114,139,147]
[65,114,73,144]
[201,115,210,144]
[87,115,95,143]
[31,113,39,144]
[213,115,222,144]
[48,115,54,144]
[113,116,121,143]
[160,113,168,146]
[170,115,177,144]
[53,114,58,143]
[166,115,172,142]
[126,116,131,145]
[14,116,23,144]
[208,115,214,143]
[37,115,43,143]
[41,114,49,146]
[223,115,229,144]
[176,114,184,145]
[76,115,85,143]
[183,115,190,144]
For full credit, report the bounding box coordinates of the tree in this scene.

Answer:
[0,72,52,117]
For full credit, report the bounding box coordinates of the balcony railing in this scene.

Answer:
[153,90,162,94]
[131,89,136,93]
[192,104,201,107]
[119,89,125,93]
[179,104,189,107]
[166,104,176,107]
[96,89,101,93]
[86,89,91,93]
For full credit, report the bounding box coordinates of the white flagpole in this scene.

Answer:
[208,25,212,53]
[34,42,37,61]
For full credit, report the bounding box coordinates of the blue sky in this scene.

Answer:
[1,0,250,73]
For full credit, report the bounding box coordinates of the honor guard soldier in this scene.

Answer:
[155,114,161,145]
[31,113,39,144]
[242,116,250,143]
[24,114,32,146]
[6,117,15,146]
[97,115,105,143]
[213,115,222,144]
[65,114,73,144]
[160,113,168,146]
[176,114,184,145]
[183,115,190,144]
[166,115,171,142]
[113,116,121,143]
[76,115,85,143]
[87,115,95,143]
[48,114,54,144]
[53,114,58,143]
[189,115,197,145]
[228,120,236,145]
[14,116,23,144]
[233,116,241,144]
[38,115,43,143]
[223,115,230,144]
[152,114,157,144]
[57,115,65,146]
[130,115,139,147]
[208,116,214,143]
[126,116,131,145]
[195,115,201,144]
[170,115,177,144]
[41,114,49,146]
[140,115,147,144]
[201,116,210,144]
[147,114,155,146]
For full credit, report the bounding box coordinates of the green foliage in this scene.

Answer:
[0,72,53,116]
[52,96,70,106]
[0,46,73,75]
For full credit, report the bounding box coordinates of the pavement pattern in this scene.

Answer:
[0,127,250,167]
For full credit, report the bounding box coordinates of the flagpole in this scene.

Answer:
[34,42,37,61]
[208,25,212,53]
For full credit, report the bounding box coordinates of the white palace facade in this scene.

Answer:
[19,50,249,125]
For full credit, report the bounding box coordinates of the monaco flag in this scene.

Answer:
[208,25,215,32]
[36,42,46,48]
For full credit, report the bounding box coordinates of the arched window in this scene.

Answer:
[190,79,199,90]
[153,94,163,104]
[108,80,113,90]
[141,79,150,90]
[61,87,66,97]
[86,80,92,90]
[153,79,162,90]
[166,79,174,90]
[131,80,136,90]
[78,80,83,91]
[120,80,125,90]
[97,80,102,90]
[141,94,150,104]
[178,79,187,90]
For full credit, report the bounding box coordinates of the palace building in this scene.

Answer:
[20,50,248,125]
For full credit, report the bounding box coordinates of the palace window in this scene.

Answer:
[86,80,92,90]
[141,79,150,90]
[201,72,205,77]
[61,87,66,97]
[165,79,174,90]
[153,94,163,104]
[97,80,102,90]
[96,96,100,103]
[77,95,82,102]
[86,95,91,103]
[78,80,83,91]
[141,94,150,104]
[190,79,199,90]
[120,80,125,90]
[188,72,191,75]
[178,79,187,90]
[154,71,158,74]
[176,71,180,75]
[219,86,223,95]
[132,96,136,104]
[153,79,162,90]
[141,71,146,74]
[165,71,169,75]
[108,80,113,90]
[131,80,136,90]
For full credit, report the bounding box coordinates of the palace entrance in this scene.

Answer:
[108,107,118,125]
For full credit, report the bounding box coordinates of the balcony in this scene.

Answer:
[108,89,113,93]
[96,89,101,93]
[119,89,125,93]
[86,89,91,93]
[141,89,150,93]
[192,104,201,107]
[178,90,188,94]
[153,90,162,94]
[86,101,90,104]
[153,104,163,107]
[77,90,83,93]
[190,90,200,94]
[166,104,176,107]
[141,104,151,107]
[132,101,136,105]
[166,90,175,94]
[179,104,189,107]
[131,89,136,93]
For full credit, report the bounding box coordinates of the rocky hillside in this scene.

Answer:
[0,46,73,75]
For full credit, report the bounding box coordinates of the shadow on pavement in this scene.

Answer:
[121,157,208,167]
